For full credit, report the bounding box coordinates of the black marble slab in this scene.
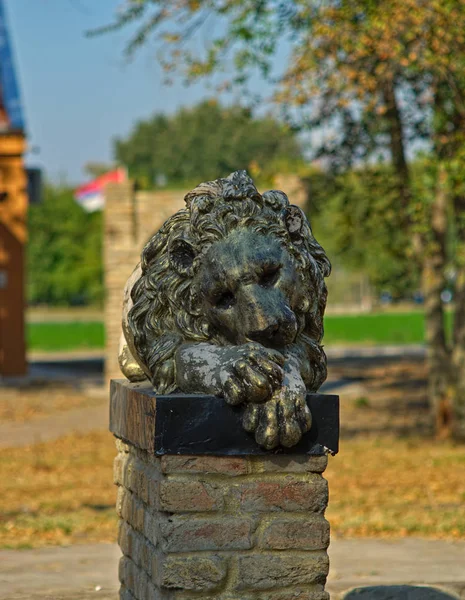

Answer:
[110,379,339,456]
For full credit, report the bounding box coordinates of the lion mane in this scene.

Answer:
[127,170,331,394]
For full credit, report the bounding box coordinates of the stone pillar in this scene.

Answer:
[104,186,186,383]
[104,181,139,383]
[110,380,339,600]
[274,173,308,209]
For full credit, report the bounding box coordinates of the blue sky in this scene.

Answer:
[7,0,281,184]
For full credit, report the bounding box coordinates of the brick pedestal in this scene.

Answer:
[110,380,339,600]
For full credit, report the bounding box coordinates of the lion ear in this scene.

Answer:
[169,238,197,276]
[282,205,306,244]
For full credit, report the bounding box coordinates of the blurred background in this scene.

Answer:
[0,1,464,598]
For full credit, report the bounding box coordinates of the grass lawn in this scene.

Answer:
[27,311,452,351]
[1,431,464,549]
[324,310,452,345]
[27,321,105,352]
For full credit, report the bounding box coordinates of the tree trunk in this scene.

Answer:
[381,79,411,212]
[431,83,465,439]
[422,165,452,438]
[451,194,465,439]
[381,77,423,257]
[382,78,452,436]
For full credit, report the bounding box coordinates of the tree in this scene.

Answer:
[114,100,303,188]
[28,184,103,306]
[308,164,421,300]
[94,0,465,438]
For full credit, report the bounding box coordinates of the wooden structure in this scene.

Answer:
[0,0,27,376]
[0,132,27,375]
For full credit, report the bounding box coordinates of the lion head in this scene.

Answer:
[125,170,331,395]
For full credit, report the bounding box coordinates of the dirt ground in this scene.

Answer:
[0,384,105,424]
[330,355,431,438]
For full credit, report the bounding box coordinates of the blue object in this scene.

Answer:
[0,0,25,131]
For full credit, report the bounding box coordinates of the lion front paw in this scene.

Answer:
[220,342,285,406]
[242,387,312,450]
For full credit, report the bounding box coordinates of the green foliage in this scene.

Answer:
[308,164,421,298]
[96,2,463,296]
[114,100,303,188]
[27,185,103,306]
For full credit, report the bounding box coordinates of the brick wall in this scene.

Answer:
[104,184,186,382]
[114,439,330,600]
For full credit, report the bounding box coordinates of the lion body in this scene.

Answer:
[119,171,331,398]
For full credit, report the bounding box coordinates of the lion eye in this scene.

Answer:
[215,290,236,310]
[259,266,280,287]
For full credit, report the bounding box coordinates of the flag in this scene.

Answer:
[74,168,127,212]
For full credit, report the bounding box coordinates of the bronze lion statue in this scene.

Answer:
[119,170,331,450]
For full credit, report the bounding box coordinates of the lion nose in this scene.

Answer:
[248,322,280,343]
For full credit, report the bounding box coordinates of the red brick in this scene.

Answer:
[238,476,328,512]
[116,488,145,532]
[118,521,156,576]
[119,585,137,600]
[260,516,330,550]
[113,453,126,485]
[119,555,159,600]
[161,455,249,476]
[143,511,158,548]
[235,552,329,590]
[257,590,329,600]
[251,455,328,474]
[159,480,223,512]
[158,555,227,591]
[160,516,254,552]
[116,456,155,505]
